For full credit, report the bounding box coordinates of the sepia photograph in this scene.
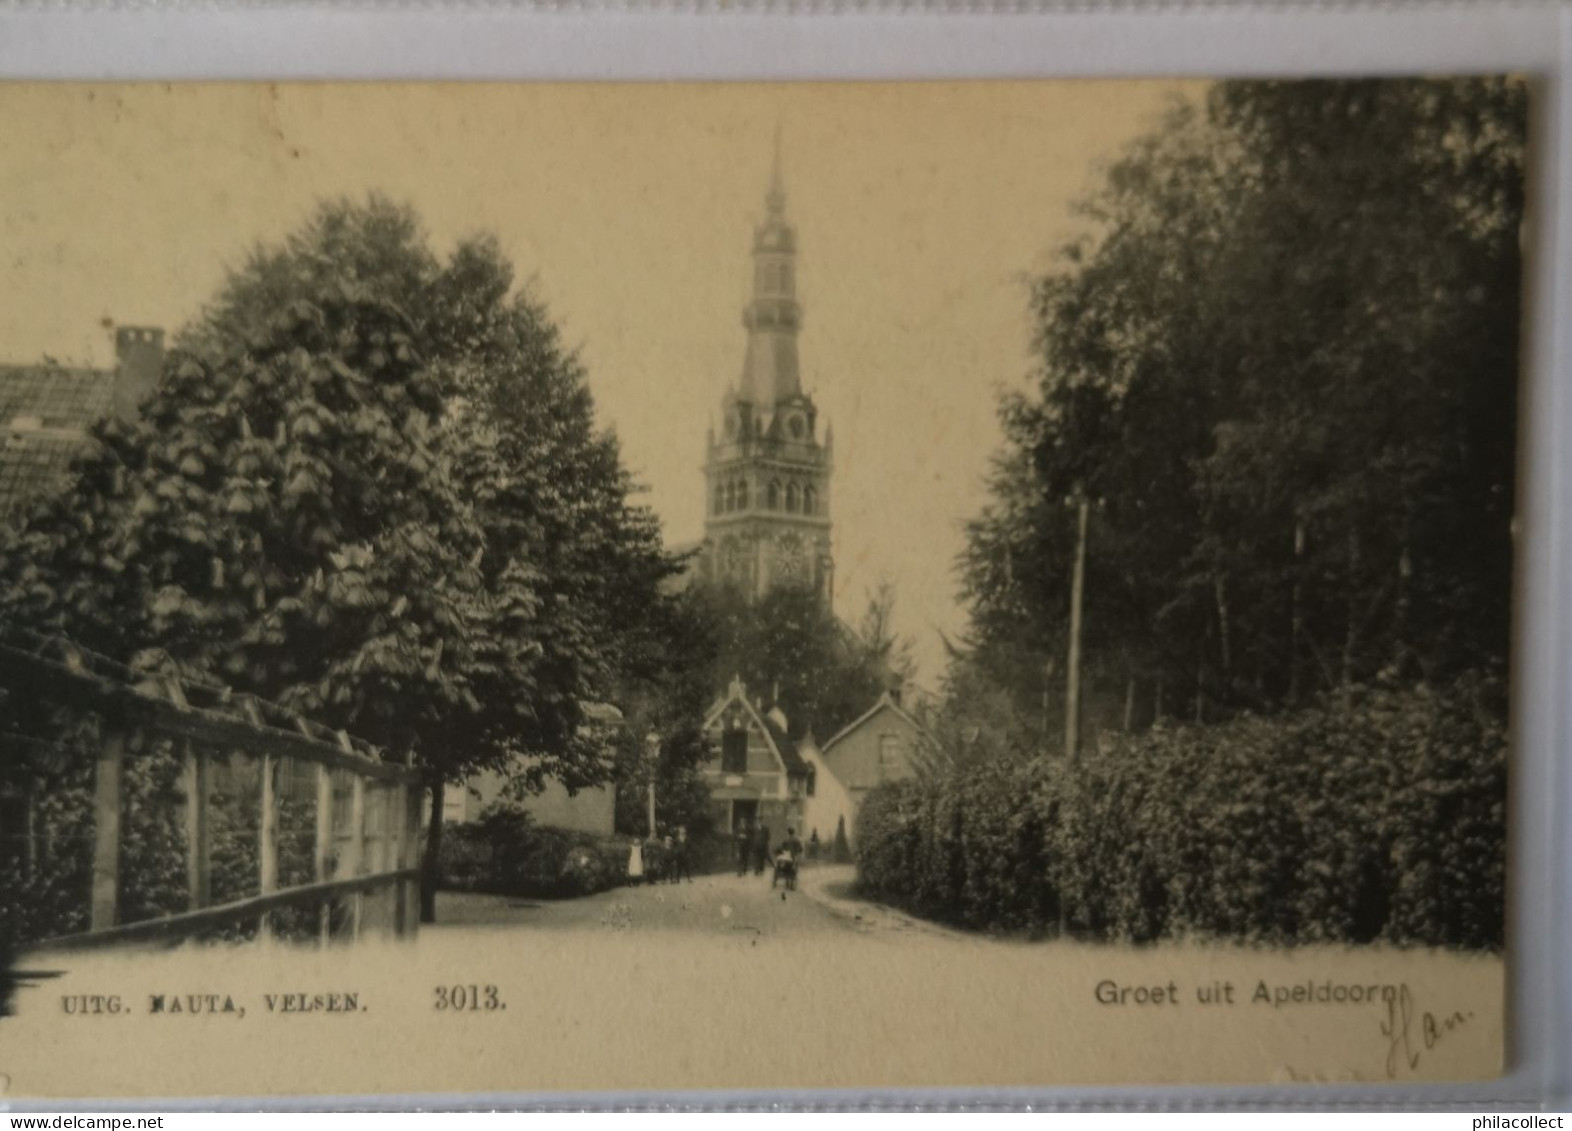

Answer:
[0,77,1524,1097]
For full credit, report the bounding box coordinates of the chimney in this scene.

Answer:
[112,326,165,420]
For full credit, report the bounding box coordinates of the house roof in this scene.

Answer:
[821,690,932,754]
[702,677,809,778]
[761,714,809,777]
[1,364,114,431]
[0,364,113,515]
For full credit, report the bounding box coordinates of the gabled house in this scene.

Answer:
[812,688,935,846]
[699,676,814,837]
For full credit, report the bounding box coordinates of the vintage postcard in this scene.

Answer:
[0,78,1522,1098]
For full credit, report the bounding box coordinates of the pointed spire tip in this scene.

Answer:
[767,123,786,212]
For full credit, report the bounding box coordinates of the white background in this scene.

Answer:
[0,1,1565,1112]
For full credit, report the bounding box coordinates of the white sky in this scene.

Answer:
[0,81,1193,683]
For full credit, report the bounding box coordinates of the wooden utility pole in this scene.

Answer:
[1065,495,1089,763]
[1394,536,1413,677]
[1341,526,1360,711]
[1289,519,1305,704]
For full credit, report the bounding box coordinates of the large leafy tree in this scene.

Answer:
[959,79,1524,746]
[1,197,683,919]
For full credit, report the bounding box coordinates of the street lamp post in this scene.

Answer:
[643,728,660,838]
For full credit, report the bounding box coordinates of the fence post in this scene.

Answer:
[258,753,279,937]
[184,742,210,910]
[380,785,396,931]
[381,782,399,935]
[392,781,411,937]
[315,764,333,944]
[89,729,126,931]
[401,779,422,939]
[345,775,365,941]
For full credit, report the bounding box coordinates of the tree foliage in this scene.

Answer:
[607,585,724,838]
[958,79,1524,742]
[696,580,915,742]
[0,197,687,914]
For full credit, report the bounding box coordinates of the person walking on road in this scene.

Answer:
[753,823,771,876]
[671,826,693,884]
[735,820,752,877]
[772,826,805,895]
[626,837,645,886]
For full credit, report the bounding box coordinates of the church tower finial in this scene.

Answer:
[737,131,802,409]
[767,124,786,215]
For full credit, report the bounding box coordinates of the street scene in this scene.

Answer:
[433,864,946,938]
[0,78,1522,1091]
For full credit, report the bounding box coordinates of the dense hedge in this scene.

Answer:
[439,807,631,899]
[857,681,1506,949]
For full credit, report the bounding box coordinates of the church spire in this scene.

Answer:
[767,123,786,215]
[739,134,802,408]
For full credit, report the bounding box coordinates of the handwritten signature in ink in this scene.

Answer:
[1381,984,1473,1078]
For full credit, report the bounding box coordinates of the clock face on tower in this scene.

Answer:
[775,534,806,584]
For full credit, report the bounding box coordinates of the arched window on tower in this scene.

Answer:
[803,485,817,516]
[714,483,724,515]
[725,482,736,513]
[786,483,800,514]
[736,479,749,510]
[767,480,780,510]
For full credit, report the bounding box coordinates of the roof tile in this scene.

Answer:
[0,364,113,514]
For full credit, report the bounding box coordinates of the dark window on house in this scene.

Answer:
[806,767,817,797]
[722,728,749,774]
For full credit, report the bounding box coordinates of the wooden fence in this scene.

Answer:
[0,634,423,952]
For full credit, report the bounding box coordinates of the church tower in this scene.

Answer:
[701,140,834,603]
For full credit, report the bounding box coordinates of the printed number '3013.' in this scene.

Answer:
[434,985,506,1011]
